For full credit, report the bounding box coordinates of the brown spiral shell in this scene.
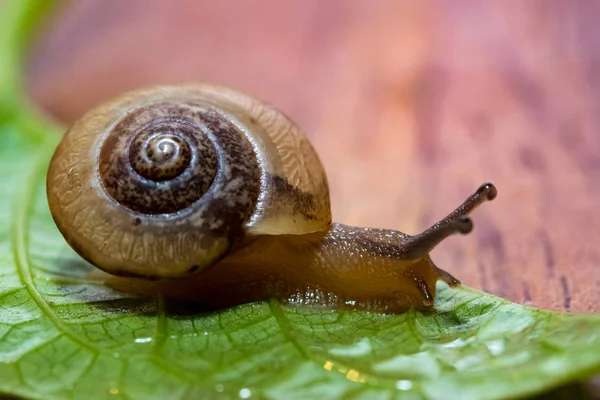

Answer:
[99,103,258,217]
[47,85,331,278]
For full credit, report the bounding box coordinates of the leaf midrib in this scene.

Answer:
[11,144,97,352]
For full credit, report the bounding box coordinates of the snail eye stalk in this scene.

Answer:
[398,183,497,260]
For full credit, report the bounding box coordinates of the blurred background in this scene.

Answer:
[27,0,600,313]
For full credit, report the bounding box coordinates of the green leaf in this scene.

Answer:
[1,1,600,399]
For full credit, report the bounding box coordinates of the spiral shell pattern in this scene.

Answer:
[98,103,257,218]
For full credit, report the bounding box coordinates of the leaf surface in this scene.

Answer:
[1,1,599,399]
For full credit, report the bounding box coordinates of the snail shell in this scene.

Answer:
[47,85,330,278]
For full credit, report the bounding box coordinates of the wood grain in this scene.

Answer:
[28,0,600,313]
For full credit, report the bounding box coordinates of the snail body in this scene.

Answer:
[47,84,496,313]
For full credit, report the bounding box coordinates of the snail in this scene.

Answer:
[46,84,497,313]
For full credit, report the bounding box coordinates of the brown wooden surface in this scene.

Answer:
[28,1,600,313]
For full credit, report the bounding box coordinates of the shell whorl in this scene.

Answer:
[97,103,260,218]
